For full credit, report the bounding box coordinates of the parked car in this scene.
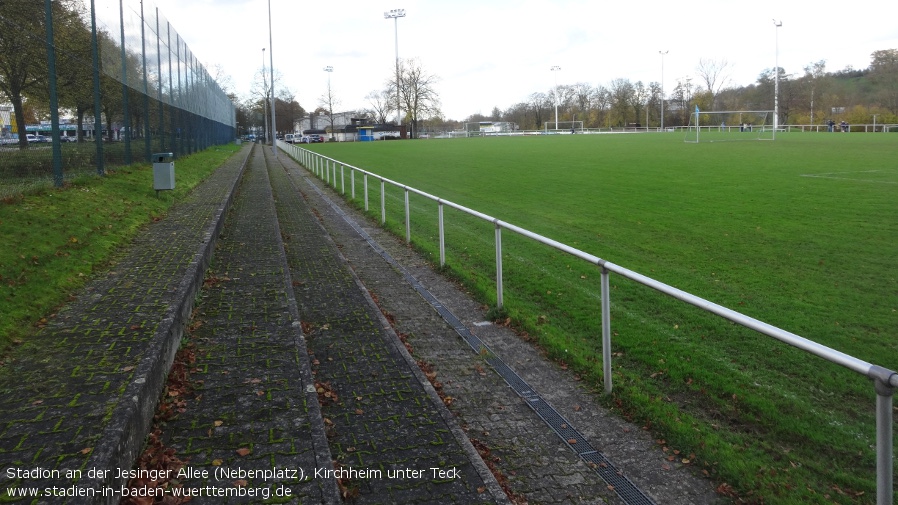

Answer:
[298,136,310,144]
[308,134,323,143]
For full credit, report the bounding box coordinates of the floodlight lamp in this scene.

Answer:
[384,9,406,19]
[773,19,782,27]
[324,66,333,72]
[550,65,560,71]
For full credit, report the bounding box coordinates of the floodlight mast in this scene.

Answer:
[659,50,668,131]
[773,19,782,139]
[385,9,406,132]
[550,65,561,130]
[324,66,334,140]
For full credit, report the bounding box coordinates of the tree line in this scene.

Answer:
[462,50,898,131]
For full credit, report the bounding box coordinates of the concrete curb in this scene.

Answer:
[77,145,253,505]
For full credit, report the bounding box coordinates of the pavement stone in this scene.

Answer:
[155,147,339,503]
[266,149,507,504]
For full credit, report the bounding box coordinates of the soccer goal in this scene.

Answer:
[684,109,775,143]
[544,121,584,133]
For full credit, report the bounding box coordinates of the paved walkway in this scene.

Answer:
[0,143,722,504]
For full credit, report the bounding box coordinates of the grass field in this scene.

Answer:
[302,132,897,503]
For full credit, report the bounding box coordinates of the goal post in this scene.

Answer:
[544,120,584,133]
[684,109,775,143]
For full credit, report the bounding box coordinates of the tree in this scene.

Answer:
[869,49,898,114]
[392,58,441,139]
[0,0,55,148]
[696,58,731,109]
[364,89,392,124]
[318,76,340,140]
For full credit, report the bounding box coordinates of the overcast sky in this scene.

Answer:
[147,0,898,121]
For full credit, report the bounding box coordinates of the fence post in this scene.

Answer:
[340,165,344,194]
[364,174,368,211]
[874,378,894,505]
[44,0,63,187]
[438,201,445,267]
[601,266,612,394]
[495,222,503,309]
[351,169,356,199]
[404,188,411,243]
[380,179,386,225]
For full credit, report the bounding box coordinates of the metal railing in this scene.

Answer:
[279,140,897,504]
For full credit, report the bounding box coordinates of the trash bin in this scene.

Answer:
[152,152,175,192]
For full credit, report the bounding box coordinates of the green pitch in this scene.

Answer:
[306,132,897,503]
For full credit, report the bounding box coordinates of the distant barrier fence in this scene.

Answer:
[279,139,897,504]
[0,0,235,188]
[421,123,897,138]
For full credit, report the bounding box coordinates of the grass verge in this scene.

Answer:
[0,144,241,352]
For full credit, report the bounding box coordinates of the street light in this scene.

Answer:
[384,8,405,131]
[324,66,334,140]
[550,65,561,130]
[773,19,782,136]
[268,0,276,157]
[659,50,668,131]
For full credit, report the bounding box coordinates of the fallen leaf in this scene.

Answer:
[236,448,251,457]
[233,479,248,487]
[214,420,224,427]
[80,447,92,455]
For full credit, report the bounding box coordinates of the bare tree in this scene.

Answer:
[318,78,340,140]
[696,58,731,109]
[364,89,391,124]
[392,58,441,138]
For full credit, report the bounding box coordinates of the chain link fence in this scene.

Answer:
[0,0,235,196]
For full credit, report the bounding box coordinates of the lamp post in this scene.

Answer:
[384,8,405,132]
[773,19,782,136]
[268,0,276,157]
[550,65,561,130]
[324,66,334,140]
[262,48,268,144]
[659,50,668,131]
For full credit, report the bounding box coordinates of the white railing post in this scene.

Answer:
[495,221,503,309]
[363,174,368,211]
[340,165,345,194]
[874,377,894,505]
[601,266,612,394]
[351,169,356,199]
[380,179,386,225]
[438,201,445,267]
[404,188,411,243]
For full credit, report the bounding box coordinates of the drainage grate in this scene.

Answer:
[300,171,657,505]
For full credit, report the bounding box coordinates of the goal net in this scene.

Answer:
[544,121,584,133]
[684,109,774,143]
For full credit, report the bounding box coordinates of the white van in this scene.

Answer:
[285,133,295,143]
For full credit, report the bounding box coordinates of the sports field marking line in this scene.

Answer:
[800,169,898,184]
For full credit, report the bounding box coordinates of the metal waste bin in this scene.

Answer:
[152,152,175,192]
